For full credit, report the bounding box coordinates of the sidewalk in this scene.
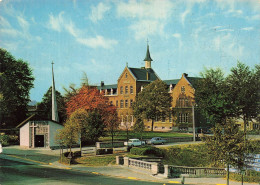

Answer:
[3,146,259,185]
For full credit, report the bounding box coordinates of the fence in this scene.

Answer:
[116,156,226,178]
[166,165,226,177]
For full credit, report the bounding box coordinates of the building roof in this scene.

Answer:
[163,79,180,85]
[16,114,61,128]
[186,77,202,89]
[143,45,153,61]
[97,84,117,90]
[128,67,159,81]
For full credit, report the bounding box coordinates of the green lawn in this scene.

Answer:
[100,131,192,142]
[75,155,117,166]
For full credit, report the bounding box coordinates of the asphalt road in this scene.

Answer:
[0,154,165,185]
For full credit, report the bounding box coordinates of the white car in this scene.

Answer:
[124,139,145,147]
[0,142,2,153]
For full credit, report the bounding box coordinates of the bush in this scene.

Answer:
[74,151,81,157]
[161,144,211,167]
[130,146,163,157]
[64,151,73,157]
[230,170,260,183]
[0,134,19,146]
[96,148,113,155]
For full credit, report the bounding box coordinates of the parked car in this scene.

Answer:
[147,137,166,145]
[0,142,2,153]
[124,139,145,147]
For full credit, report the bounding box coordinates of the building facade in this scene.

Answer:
[98,44,201,132]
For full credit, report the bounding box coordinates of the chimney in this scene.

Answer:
[182,73,188,77]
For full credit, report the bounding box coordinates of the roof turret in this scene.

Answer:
[143,44,153,61]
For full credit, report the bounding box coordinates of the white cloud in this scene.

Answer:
[17,16,30,31]
[48,12,64,32]
[241,27,254,31]
[116,0,174,40]
[181,8,191,26]
[89,2,110,22]
[117,0,174,20]
[76,35,118,49]
[0,16,11,28]
[173,33,181,38]
[217,29,234,32]
[213,33,244,59]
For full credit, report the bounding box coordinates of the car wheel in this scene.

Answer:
[161,142,164,145]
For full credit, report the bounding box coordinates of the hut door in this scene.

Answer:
[35,135,44,147]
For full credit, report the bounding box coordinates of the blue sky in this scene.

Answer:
[0,0,259,102]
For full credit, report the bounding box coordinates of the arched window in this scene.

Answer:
[130,86,133,94]
[125,86,128,94]
[120,86,123,94]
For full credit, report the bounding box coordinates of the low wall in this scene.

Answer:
[167,165,226,178]
[96,141,124,148]
[116,156,226,178]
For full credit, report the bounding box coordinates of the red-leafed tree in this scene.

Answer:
[66,85,119,142]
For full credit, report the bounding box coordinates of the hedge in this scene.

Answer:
[130,146,163,157]
[0,135,19,146]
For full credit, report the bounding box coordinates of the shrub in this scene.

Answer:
[64,151,73,157]
[0,135,9,146]
[74,151,81,157]
[130,146,163,157]
[229,170,260,183]
[96,148,113,155]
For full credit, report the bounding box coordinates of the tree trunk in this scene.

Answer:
[151,119,154,131]
[226,163,229,185]
[243,116,247,142]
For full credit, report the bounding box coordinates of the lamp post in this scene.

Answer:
[192,105,196,142]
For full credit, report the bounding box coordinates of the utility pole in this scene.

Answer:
[192,105,196,142]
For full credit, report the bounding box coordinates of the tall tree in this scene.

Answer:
[37,87,67,123]
[195,68,234,125]
[226,62,259,137]
[66,85,118,128]
[0,48,34,128]
[204,120,247,185]
[132,80,172,131]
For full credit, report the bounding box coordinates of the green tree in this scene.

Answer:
[204,120,247,185]
[226,62,259,137]
[84,110,106,143]
[37,87,67,123]
[0,48,34,128]
[69,108,89,152]
[56,120,79,153]
[132,79,172,131]
[195,68,234,125]
[133,117,145,141]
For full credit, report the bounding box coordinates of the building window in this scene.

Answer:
[181,86,185,93]
[116,100,118,107]
[161,114,166,122]
[130,86,133,94]
[125,73,128,78]
[169,113,172,122]
[179,113,188,123]
[125,99,128,108]
[120,86,123,94]
[155,115,159,122]
[125,86,128,94]
[120,100,124,108]
[162,127,165,129]
[185,99,189,107]
[110,101,113,105]
[179,98,185,107]
[130,99,133,107]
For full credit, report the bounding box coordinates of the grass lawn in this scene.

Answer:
[100,131,192,142]
[75,154,117,166]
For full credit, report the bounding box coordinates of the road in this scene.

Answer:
[0,154,164,185]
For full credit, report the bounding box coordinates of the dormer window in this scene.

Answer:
[125,73,128,78]
[181,86,185,93]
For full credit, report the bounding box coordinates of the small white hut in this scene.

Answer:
[17,114,63,148]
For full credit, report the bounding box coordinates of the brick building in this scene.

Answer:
[98,44,202,132]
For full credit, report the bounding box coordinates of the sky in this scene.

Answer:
[0,0,259,102]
